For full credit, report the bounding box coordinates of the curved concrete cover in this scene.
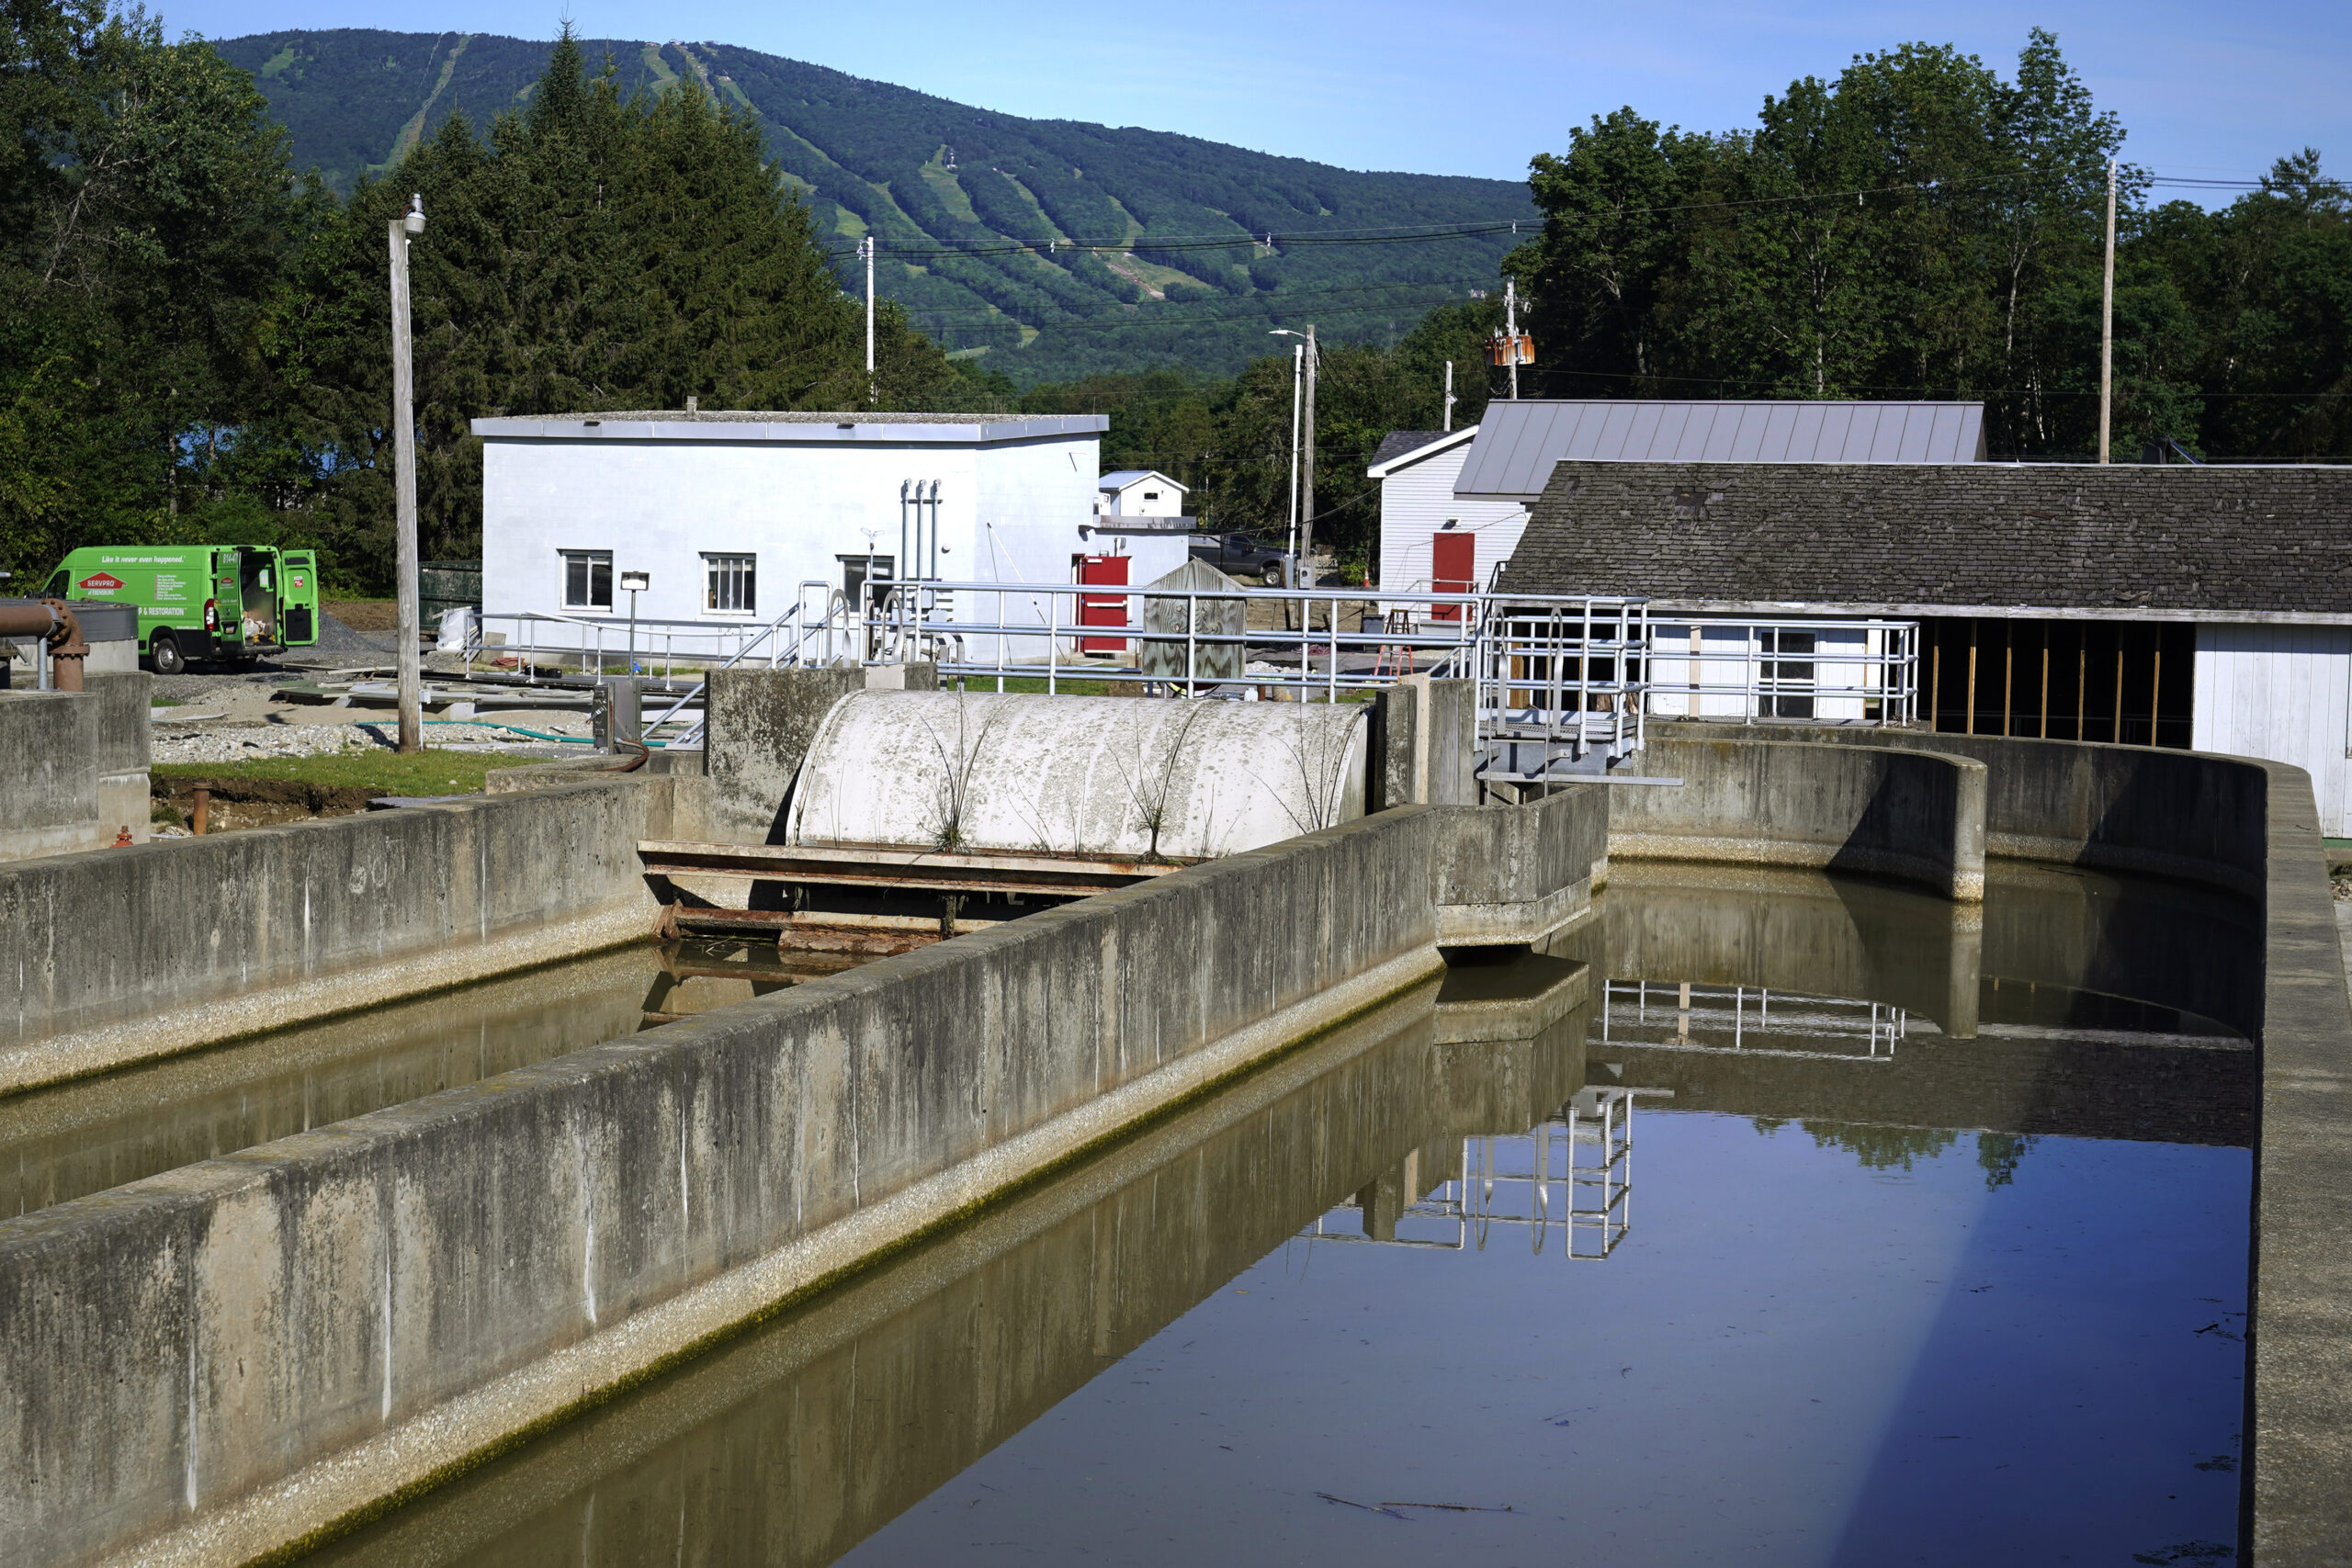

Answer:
[786,692,1368,859]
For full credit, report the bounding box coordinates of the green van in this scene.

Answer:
[41,546,321,673]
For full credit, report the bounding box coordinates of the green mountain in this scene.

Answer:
[214,29,1534,385]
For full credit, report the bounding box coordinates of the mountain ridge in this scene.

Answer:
[214,28,1533,384]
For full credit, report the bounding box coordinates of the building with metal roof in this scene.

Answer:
[1453,400,1987,502]
[1498,457,2352,831]
[1365,427,1527,601]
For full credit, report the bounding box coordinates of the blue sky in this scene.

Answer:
[165,0,2345,198]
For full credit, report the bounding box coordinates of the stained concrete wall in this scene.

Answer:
[1431,784,1609,943]
[0,784,1609,1566]
[0,672,151,862]
[0,693,98,862]
[1662,721,2267,897]
[0,775,682,1093]
[1611,736,1986,900]
[702,665,935,843]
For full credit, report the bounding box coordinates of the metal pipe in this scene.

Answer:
[191,787,210,837]
[0,600,86,691]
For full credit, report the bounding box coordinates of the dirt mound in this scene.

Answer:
[152,776,384,831]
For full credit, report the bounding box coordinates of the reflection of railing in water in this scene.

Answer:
[1602,979,1907,1060]
[1302,1087,1638,1260]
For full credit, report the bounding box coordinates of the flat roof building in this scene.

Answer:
[471,410,1114,642]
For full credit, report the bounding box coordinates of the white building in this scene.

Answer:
[1366,428,1526,603]
[1096,469,1188,518]
[472,411,1114,653]
[1374,400,1987,609]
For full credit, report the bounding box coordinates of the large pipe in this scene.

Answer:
[0,599,86,692]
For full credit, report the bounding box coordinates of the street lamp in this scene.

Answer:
[620,570,650,675]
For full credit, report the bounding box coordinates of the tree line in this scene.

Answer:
[1499,30,2349,460]
[0,17,978,589]
[3,12,2343,594]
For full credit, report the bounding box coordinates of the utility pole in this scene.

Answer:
[1298,323,1317,588]
[1504,279,1521,400]
[861,234,876,406]
[1443,360,1456,433]
[2098,158,2117,464]
[1285,343,1303,571]
[389,194,424,754]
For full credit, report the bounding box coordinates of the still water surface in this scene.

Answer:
[301,860,2253,1567]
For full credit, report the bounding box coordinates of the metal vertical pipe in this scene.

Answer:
[2152,640,2163,746]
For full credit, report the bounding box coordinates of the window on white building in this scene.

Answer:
[562,550,612,610]
[705,552,756,615]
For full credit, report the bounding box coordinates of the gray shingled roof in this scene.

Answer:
[1369,430,1452,469]
[1456,400,1986,499]
[1495,461,2352,621]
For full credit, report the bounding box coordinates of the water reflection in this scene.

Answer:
[298,861,2255,1568]
[1306,1083,1638,1260]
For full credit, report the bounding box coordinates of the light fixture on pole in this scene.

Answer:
[389,192,425,753]
[620,570,650,675]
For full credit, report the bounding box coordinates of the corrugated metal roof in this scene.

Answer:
[1453,400,1984,499]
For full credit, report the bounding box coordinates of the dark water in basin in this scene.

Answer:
[0,939,836,1218]
[304,859,2256,1568]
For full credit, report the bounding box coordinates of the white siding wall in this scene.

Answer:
[1645,622,1878,722]
[1374,442,1526,607]
[2192,623,2352,835]
[480,434,1100,658]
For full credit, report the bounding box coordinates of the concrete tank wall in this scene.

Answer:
[0,672,151,862]
[1659,721,2267,897]
[0,803,1453,1568]
[1609,736,1987,900]
[0,776,682,1092]
[787,691,1370,859]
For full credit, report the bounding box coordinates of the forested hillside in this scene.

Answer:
[212,29,1534,384]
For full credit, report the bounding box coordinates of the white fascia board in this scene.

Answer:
[1366,426,1478,479]
[469,415,1110,444]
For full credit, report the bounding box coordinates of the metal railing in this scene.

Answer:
[466,582,1918,770]
[795,577,1657,771]
[1644,616,1919,728]
[1601,979,1907,1061]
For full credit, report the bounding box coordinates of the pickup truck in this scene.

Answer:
[1188,532,1293,585]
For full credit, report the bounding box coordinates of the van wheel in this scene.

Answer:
[150,633,186,676]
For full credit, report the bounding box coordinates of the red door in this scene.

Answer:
[1431,530,1476,620]
[1077,554,1129,653]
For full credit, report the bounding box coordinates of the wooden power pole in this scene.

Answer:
[2099,158,2116,464]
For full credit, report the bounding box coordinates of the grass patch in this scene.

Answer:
[153,750,550,795]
